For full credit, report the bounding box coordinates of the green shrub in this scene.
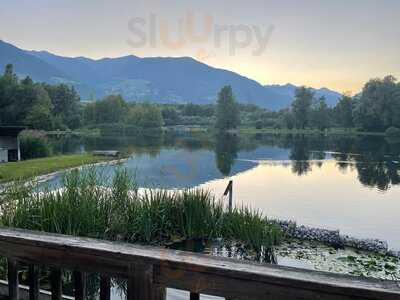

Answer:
[19,130,53,160]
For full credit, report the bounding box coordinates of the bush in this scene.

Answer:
[385,126,400,138]
[19,130,52,160]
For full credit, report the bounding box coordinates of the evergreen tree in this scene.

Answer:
[291,87,314,129]
[215,86,239,131]
[3,64,18,83]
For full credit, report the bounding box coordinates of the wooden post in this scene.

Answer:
[73,271,86,300]
[153,287,166,300]
[50,268,62,300]
[224,180,233,212]
[7,258,19,300]
[100,276,111,300]
[190,292,200,300]
[29,264,40,300]
[127,264,164,300]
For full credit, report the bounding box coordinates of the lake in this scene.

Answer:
[48,132,400,249]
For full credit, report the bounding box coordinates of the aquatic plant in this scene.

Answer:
[222,207,281,252]
[0,168,281,253]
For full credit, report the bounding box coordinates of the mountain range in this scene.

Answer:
[0,40,342,110]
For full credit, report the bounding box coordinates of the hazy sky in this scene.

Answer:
[1,0,399,93]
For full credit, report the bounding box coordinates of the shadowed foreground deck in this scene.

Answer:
[0,227,399,299]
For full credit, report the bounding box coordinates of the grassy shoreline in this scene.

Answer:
[239,127,386,136]
[0,154,109,183]
[42,126,388,137]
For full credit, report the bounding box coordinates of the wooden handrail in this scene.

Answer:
[0,227,399,299]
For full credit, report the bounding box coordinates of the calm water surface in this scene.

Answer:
[49,133,400,249]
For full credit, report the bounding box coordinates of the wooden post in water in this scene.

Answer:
[224,180,233,212]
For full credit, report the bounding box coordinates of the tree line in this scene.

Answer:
[0,64,163,132]
[162,76,400,134]
[1,62,400,134]
[281,76,400,133]
[0,64,81,130]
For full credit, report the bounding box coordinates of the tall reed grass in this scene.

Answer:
[0,168,281,252]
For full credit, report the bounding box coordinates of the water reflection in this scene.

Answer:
[215,132,238,176]
[48,133,400,192]
[43,132,400,248]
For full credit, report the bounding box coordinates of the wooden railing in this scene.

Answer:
[0,227,399,300]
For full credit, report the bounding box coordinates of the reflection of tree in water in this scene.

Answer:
[354,152,400,191]
[50,131,400,191]
[215,132,239,176]
[330,136,356,172]
[330,136,400,191]
[80,133,164,157]
[356,161,400,191]
[289,135,312,176]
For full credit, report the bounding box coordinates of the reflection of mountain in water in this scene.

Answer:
[121,149,255,188]
[47,132,400,191]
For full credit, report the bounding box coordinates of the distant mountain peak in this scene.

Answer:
[264,83,341,107]
[0,40,342,110]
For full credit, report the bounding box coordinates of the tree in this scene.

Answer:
[215,86,239,131]
[311,96,330,130]
[0,65,19,124]
[291,87,314,129]
[128,103,163,129]
[24,86,53,130]
[278,108,295,129]
[353,76,400,131]
[85,95,128,124]
[44,84,82,129]
[3,64,18,84]
[333,94,354,128]
[162,107,180,125]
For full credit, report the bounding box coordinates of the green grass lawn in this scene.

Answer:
[0,154,109,183]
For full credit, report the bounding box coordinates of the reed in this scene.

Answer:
[0,168,281,253]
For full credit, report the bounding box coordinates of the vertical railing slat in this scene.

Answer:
[50,268,62,300]
[153,286,166,300]
[100,275,111,300]
[127,264,163,300]
[127,274,135,300]
[7,258,19,300]
[29,264,40,300]
[190,293,200,300]
[73,271,87,300]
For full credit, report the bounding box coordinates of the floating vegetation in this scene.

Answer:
[170,238,399,280]
[275,239,400,280]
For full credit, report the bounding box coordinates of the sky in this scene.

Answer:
[0,0,399,93]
